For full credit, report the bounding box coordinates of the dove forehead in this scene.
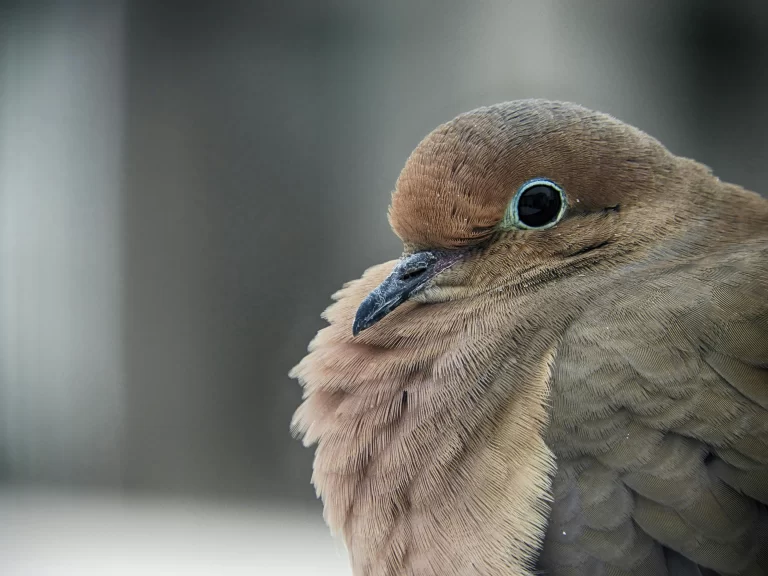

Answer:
[389,99,666,250]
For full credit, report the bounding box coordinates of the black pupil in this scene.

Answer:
[517,185,561,227]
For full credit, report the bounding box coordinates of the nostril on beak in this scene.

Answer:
[399,262,428,282]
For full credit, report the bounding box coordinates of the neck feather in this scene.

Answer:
[291,261,557,576]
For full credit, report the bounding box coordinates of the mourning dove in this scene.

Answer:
[290,100,768,576]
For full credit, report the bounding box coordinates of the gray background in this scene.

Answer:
[1,0,767,512]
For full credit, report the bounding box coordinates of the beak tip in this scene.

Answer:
[351,312,368,337]
[353,290,382,337]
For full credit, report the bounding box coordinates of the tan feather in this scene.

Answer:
[290,100,768,575]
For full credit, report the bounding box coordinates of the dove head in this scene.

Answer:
[354,100,693,335]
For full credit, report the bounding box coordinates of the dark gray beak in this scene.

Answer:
[352,250,461,336]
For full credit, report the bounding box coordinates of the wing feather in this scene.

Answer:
[540,243,768,575]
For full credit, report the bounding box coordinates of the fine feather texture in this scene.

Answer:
[541,242,768,575]
[290,100,768,576]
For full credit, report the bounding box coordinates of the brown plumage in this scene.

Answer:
[290,100,768,576]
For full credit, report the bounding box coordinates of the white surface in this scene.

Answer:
[0,490,351,576]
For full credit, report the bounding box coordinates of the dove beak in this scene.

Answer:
[353,250,463,336]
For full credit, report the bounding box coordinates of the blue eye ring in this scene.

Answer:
[500,178,568,230]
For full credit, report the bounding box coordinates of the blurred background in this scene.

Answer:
[1,0,767,573]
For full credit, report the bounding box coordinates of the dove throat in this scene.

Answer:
[293,268,563,576]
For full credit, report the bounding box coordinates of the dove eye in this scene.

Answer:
[501,179,567,230]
